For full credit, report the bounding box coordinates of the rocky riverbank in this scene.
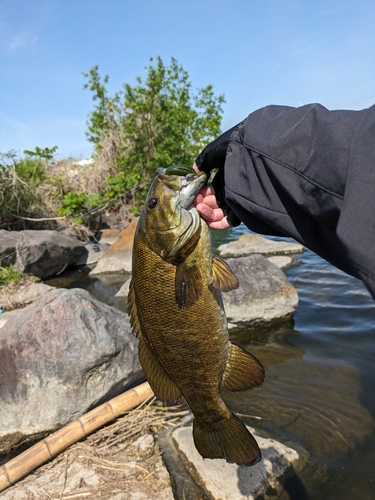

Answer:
[0,225,306,499]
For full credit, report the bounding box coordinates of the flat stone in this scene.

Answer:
[172,426,306,500]
[267,255,294,269]
[90,219,138,275]
[217,234,304,258]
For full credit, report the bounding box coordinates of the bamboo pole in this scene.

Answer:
[0,381,153,493]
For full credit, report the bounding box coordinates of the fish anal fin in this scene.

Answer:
[222,341,265,392]
[211,257,239,292]
[139,339,181,405]
[193,413,261,466]
[175,263,203,308]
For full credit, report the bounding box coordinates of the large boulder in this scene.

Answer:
[223,255,298,327]
[90,219,138,275]
[0,230,87,279]
[114,254,298,328]
[0,288,142,454]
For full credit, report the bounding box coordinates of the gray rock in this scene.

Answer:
[74,241,110,266]
[223,255,298,327]
[0,310,18,330]
[217,234,304,258]
[267,255,294,269]
[0,288,142,453]
[0,230,87,279]
[0,231,20,267]
[132,433,155,451]
[172,426,306,500]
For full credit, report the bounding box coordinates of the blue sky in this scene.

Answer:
[1,0,374,158]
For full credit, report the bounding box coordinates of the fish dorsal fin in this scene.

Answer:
[139,339,181,405]
[175,263,203,308]
[222,341,265,392]
[211,257,239,292]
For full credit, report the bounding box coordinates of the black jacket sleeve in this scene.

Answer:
[224,103,375,299]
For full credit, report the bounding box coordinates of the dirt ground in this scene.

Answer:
[1,398,187,500]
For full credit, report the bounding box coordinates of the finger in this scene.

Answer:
[193,184,217,204]
[203,194,220,209]
[208,216,232,230]
[195,203,224,223]
[195,184,216,198]
[194,193,218,208]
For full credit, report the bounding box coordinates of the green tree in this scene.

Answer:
[84,57,225,207]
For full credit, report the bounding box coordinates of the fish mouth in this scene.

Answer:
[156,168,207,208]
[178,171,207,208]
[155,169,207,260]
[172,172,207,256]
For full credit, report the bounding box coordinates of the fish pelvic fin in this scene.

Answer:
[193,413,261,466]
[211,257,239,292]
[222,341,265,392]
[139,339,181,405]
[175,262,203,308]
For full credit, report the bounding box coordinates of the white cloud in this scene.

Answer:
[5,31,37,54]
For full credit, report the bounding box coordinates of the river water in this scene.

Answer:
[47,224,375,499]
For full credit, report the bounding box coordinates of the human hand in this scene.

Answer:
[193,163,239,230]
[193,181,232,230]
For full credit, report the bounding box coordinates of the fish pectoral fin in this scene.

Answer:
[193,413,261,466]
[222,341,265,392]
[139,339,181,405]
[211,257,239,292]
[175,263,203,308]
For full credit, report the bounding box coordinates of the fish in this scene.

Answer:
[128,166,265,466]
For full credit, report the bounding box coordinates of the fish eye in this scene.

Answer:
[148,197,158,209]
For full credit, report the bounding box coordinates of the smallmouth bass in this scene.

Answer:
[128,167,264,466]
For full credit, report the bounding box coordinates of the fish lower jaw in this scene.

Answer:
[170,211,201,257]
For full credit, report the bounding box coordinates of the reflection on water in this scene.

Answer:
[46,225,375,499]
[225,328,373,458]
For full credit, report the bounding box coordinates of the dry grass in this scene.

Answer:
[4,398,189,500]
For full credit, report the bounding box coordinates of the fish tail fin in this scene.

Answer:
[193,413,261,466]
